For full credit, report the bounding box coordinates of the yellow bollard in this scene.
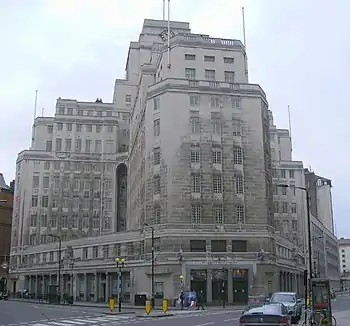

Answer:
[162,299,168,313]
[145,300,152,315]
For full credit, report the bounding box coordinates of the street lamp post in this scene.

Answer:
[115,257,125,312]
[144,223,155,308]
[277,184,312,326]
[48,234,62,303]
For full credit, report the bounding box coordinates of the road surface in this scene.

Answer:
[2,295,349,326]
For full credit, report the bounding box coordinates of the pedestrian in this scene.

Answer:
[180,291,184,310]
[197,290,205,310]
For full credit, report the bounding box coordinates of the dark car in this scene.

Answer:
[269,292,302,324]
[239,303,292,326]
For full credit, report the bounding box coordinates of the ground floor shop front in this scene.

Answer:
[9,261,305,305]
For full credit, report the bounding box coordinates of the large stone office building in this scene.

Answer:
[9,19,306,304]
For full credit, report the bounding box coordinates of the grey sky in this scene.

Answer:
[1,0,349,236]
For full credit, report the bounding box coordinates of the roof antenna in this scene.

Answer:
[288,105,293,154]
[31,90,38,149]
[242,7,248,81]
[167,0,171,69]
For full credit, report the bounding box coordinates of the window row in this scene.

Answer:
[153,94,241,111]
[153,116,242,138]
[185,68,235,83]
[191,204,245,224]
[46,138,121,154]
[29,213,112,229]
[272,168,295,179]
[51,123,116,134]
[272,184,296,196]
[34,160,115,172]
[56,106,129,119]
[273,201,297,214]
[190,174,244,194]
[184,54,234,64]
[189,239,247,253]
[31,195,113,209]
[152,146,243,166]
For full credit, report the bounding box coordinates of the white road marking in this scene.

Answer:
[47,322,71,326]
[65,319,97,324]
[59,321,86,325]
[224,318,238,322]
[195,323,215,326]
[31,324,53,326]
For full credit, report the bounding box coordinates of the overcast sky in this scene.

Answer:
[1,0,349,236]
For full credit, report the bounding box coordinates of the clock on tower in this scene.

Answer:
[159,29,175,41]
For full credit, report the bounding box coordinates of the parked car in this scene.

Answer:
[0,291,8,300]
[268,292,302,324]
[239,302,292,325]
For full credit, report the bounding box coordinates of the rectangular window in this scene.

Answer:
[211,118,221,135]
[281,186,287,195]
[280,169,286,178]
[224,57,234,64]
[46,141,52,152]
[291,203,297,214]
[107,126,114,133]
[213,205,223,224]
[204,55,215,62]
[44,161,50,170]
[189,95,200,107]
[232,119,242,136]
[125,94,132,107]
[153,147,161,165]
[289,169,295,178]
[185,68,196,80]
[211,239,226,252]
[47,125,53,133]
[103,245,109,258]
[95,140,102,153]
[190,239,206,252]
[185,54,196,60]
[210,96,220,108]
[55,138,62,152]
[291,185,296,196]
[233,147,243,164]
[190,148,200,163]
[92,246,98,259]
[57,123,63,131]
[154,205,161,224]
[42,176,49,189]
[282,202,288,213]
[75,139,81,152]
[153,119,160,136]
[96,125,102,133]
[231,96,241,109]
[235,176,243,194]
[190,116,200,133]
[31,195,38,207]
[41,196,48,208]
[212,147,222,164]
[65,139,72,151]
[213,175,222,193]
[273,184,278,195]
[85,139,92,153]
[224,71,235,83]
[191,174,201,193]
[205,69,215,80]
[237,205,245,223]
[191,204,201,224]
[153,97,160,110]
[67,123,73,131]
[274,202,279,213]
[33,175,39,188]
[76,124,82,132]
[86,124,92,132]
[154,175,160,194]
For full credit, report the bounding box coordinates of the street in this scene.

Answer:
[1,296,350,326]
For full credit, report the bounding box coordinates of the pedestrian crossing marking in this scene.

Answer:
[60,321,85,325]
[45,323,69,326]
[68,319,97,324]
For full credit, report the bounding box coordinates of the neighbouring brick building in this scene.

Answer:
[0,173,14,279]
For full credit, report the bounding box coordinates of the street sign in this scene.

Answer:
[108,297,115,312]
[162,299,168,313]
[1,263,8,270]
[145,300,152,315]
